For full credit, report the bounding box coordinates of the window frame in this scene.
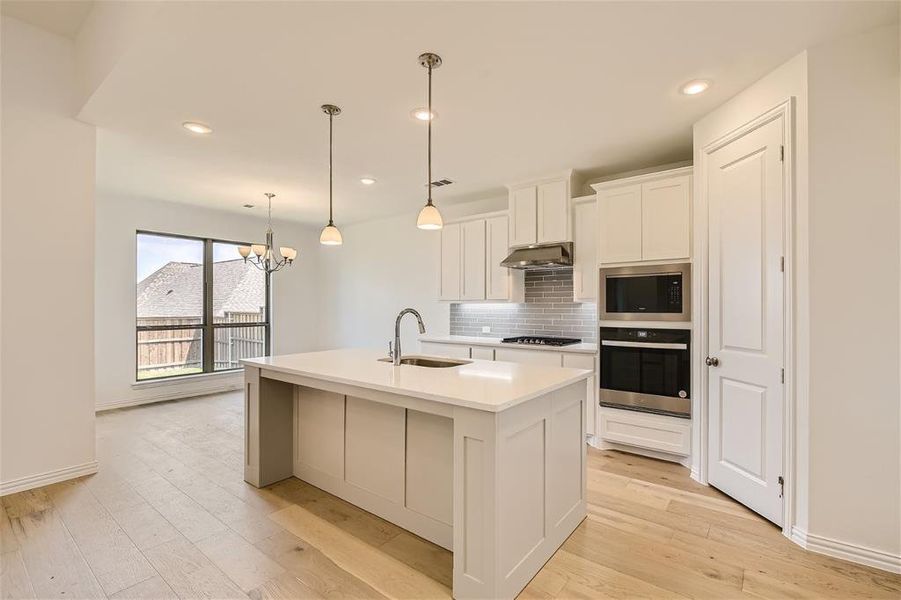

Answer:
[135,230,271,382]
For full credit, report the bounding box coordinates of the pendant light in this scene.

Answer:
[238,193,297,274]
[319,104,343,245]
[416,52,443,230]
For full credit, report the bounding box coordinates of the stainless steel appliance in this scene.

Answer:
[500,242,573,270]
[599,262,690,321]
[599,327,690,418]
[501,336,581,347]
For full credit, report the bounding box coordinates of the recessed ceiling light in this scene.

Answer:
[182,121,212,134]
[680,80,710,95]
[360,177,377,185]
[411,108,437,121]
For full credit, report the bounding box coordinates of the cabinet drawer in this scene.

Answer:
[420,342,471,359]
[599,407,690,456]
[470,346,495,361]
[494,347,563,367]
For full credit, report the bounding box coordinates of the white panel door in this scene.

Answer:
[707,115,785,525]
[572,201,598,301]
[486,215,510,300]
[510,186,537,247]
[641,175,691,261]
[439,223,461,300]
[461,220,487,300]
[597,184,642,264]
[537,180,569,243]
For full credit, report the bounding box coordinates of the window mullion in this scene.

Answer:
[202,239,214,373]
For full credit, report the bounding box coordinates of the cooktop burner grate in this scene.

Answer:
[500,336,582,347]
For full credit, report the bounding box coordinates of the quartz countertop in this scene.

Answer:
[242,348,591,413]
[420,334,598,355]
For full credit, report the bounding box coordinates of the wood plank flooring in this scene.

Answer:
[2,391,899,599]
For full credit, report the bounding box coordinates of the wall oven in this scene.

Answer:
[599,327,691,418]
[599,262,691,322]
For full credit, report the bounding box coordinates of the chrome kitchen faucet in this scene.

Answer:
[390,308,426,366]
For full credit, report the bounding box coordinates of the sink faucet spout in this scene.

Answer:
[394,308,426,366]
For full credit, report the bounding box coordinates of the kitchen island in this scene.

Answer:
[242,348,591,600]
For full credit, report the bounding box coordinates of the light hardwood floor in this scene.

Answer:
[2,391,899,599]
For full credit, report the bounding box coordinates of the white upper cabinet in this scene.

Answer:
[461,220,486,300]
[537,180,569,243]
[439,222,462,300]
[592,167,692,265]
[597,184,642,264]
[572,198,598,301]
[508,172,573,248]
[440,214,523,303]
[641,175,691,261]
[509,187,537,246]
[486,215,511,300]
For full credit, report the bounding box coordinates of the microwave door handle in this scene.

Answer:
[601,340,688,350]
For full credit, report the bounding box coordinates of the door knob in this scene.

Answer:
[705,356,720,367]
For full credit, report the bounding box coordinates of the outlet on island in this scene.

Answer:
[482,326,491,333]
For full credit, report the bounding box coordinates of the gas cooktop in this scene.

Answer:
[500,336,582,347]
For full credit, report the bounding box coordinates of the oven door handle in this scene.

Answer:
[601,340,688,350]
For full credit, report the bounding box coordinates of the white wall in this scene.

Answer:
[695,23,901,570]
[318,197,506,351]
[806,22,900,562]
[94,189,323,410]
[1,17,98,492]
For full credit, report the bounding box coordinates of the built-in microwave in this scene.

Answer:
[599,263,691,322]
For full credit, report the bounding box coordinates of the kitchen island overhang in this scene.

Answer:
[242,348,591,600]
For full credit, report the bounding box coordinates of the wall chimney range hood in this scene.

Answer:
[500,242,573,270]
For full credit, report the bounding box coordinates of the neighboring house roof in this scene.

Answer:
[137,259,264,319]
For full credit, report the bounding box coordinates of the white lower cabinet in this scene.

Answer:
[420,341,471,359]
[494,347,563,367]
[562,354,596,437]
[598,407,690,457]
[470,346,495,360]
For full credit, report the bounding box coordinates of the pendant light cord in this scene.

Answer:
[328,112,334,225]
[427,63,433,205]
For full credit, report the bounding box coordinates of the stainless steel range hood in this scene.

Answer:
[500,242,573,270]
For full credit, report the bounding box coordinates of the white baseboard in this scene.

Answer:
[1,460,99,497]
[96,375,242,412]
[791,526,901,574]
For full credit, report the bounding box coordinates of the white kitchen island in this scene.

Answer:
[242,348,591,600]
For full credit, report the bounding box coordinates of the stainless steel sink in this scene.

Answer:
[378,356,471,368]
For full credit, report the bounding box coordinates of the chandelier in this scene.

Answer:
[238,193,297,274]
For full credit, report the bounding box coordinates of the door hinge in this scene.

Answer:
[780,256,785,272]
[780,145,785,161]
[778,476,785,498]
[781,368,784,383]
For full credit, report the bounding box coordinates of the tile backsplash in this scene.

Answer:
[450,268,597,342]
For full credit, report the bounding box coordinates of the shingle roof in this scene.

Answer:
[136,259,265,319]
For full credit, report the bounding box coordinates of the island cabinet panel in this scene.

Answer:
[345,396,405,504]
[405,411,454,525]
[499,420,546,574]
[296,387,345,479]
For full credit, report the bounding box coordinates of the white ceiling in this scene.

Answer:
[1,0,93,38]
[80,1,898,225]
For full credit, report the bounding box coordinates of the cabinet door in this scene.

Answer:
[509,186,537,247]
[641,175,691,261]
[537,179,570,243]
[461,220,486,300]
[470,346,495,361]
[563,353,596,437]
[572,201,598,301]
[598,184,642,264]
[486,215,510,300]
[494,347,563,367]
[439,223,462,300]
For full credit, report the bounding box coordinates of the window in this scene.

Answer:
[136,232,269,381]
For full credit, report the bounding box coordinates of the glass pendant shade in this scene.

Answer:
[237,245,251,258]
[280,247,298,261]
[416,202,443,230]
[251,244,266,257]
[319,223,343,246]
